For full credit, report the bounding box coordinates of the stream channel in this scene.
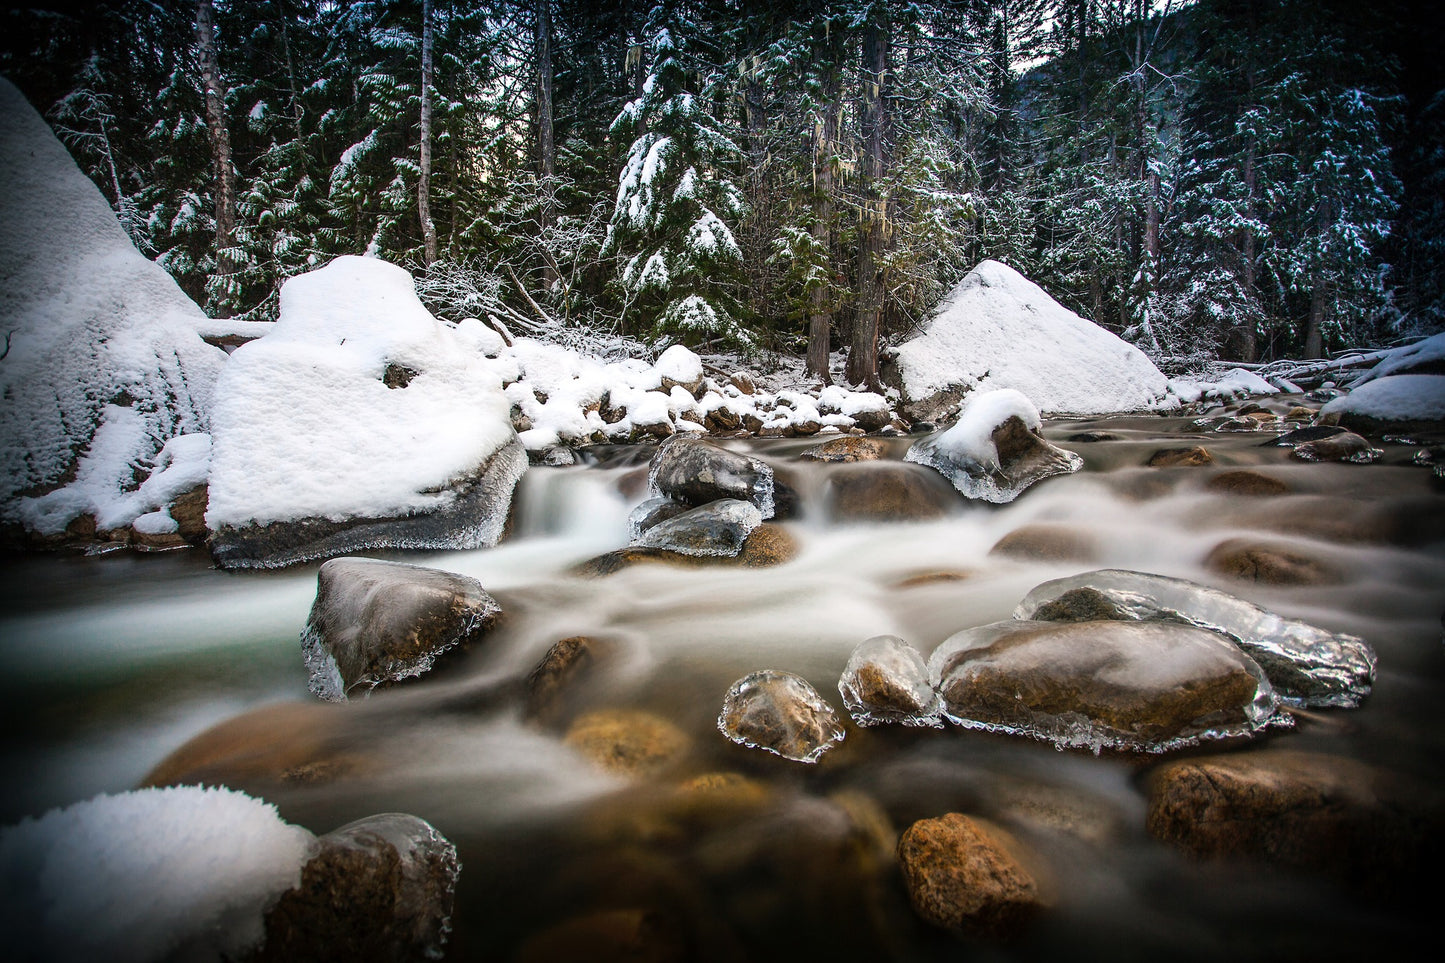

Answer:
[3,410,1443,961]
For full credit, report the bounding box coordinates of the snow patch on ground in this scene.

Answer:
[887,260,1173,415]
[0,785,314,963]
[0,78,225,534]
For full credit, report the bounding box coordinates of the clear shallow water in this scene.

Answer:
[2,413,1443,961]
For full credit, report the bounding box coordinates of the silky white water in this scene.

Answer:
[2,418,1442,961]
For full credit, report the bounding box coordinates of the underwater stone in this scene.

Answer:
[838,635,943,727]
[929,620,1283,753]
[1291,431,1382,464]
[718,670,845,763]
[896,813,1041,938]
[301,557,500,702]
[1013,568,1376,708]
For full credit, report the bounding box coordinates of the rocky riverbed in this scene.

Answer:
[2,396,1443,962]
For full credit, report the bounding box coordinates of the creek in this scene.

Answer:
[2,412,1442,961]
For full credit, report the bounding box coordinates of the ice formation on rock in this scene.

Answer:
[1013,569,1377,708]
[634,497,763,557]
[838,635,943,727]
[718,669,845,763]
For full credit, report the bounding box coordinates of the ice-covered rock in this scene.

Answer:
[256,812,459,962]
[1013,569,1376,707]
[881,259,1171,421]
[905,389,1082,503]
[634,497,763,557]
[718,670,845,763]
[838,635,942,727]
[0,78,226,536]
[626,495,691,541]
[206,255,526,568]
[301,557,501,702]
[1291,430,1382,464]
[0,785,314,963]
[929,619,1284,752]
[648,436,775,517]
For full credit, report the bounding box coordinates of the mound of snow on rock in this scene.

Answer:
[1351,332,1445,384]
[0,785,314,963]
[0,78,225,533]
[884,260,1171,418]
[207,255,521,537]
[1321,374,1445,424]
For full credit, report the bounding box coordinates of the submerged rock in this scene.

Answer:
[634,498,762,557]
[300,557,500,702]
[929,620,1283,752]
[525,636,606,728]
[1291,431,1383,464]
[718,670,845,763]
[564,709,691,776]
[255,813,459,962]
[823,462,958,522]
[1014,569,1376,708]
[1205,538,1341,586]
[896,813,1042,937]
[647,436,775,517]
[1205,470,1290,496]
[988,524,1098,563]
[1259,424,1347,448]
[838,635,943,727]
[1146,446,1213,467]
[906,390,1082,504]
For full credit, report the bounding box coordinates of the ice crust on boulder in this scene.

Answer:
[838,635,942,727]
[634,497,763,557]
[718,670,846,763]
[905,389,1083,503]
[0,78,225,534]
[884,260,1171,418]
[1013,569,1377,708]
[206,256,525,565]
[0,785,314,963]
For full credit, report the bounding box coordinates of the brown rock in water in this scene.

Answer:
[1206,538,1341,585]
[526,636,604,727]
[141,701,357,789]
[896,813,1041,937]
[931,620,1272,749]
[718,670,845,763]
[564,709,691,776]
[255,813,458,963]
[1291,431,1381,463]
[988,524,1097,563]
[893,570,973,589]
[1145,750,1443,897]
[825,462,957,522]
[1284,406,1316,422]
[512,908,688,963]
[572,524,796,577]
[735,523,798,566]
[1206,470,1290,497]
[1147,446,1214,467]
[800,436,887,463]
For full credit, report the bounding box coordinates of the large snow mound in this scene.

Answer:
[885,260,1171,417]
[0,78,225,532]
[1321,374,1445,424]
[1352,332,1445,385]
[0,785,314,963]
[207,255,520,530]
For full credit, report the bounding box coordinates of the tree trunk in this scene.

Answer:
[1239,140,1259,362]
[195,0,237,296]
[418,0,438,266]
[535,0,556,285]
[847,17,888,390]
[806,67,840,385]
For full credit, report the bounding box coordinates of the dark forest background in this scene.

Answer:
[3,0,1443,385]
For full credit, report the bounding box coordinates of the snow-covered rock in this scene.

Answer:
[0,78,226,536]
[882,260,1171,420]
[1320,374,1445,429]
[0,786,314,963]
[206,255,526,568]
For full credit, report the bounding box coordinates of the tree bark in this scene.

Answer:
[418,0,438,266]
[535,0,556,289]
[847,15,888,390]
[806,67,840,385]
[195,0,237,294]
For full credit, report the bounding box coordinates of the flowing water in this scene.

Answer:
[3,411,1443,961]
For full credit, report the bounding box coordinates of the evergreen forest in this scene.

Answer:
[4,0,1443,386]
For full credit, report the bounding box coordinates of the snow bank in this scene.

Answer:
[0,785,314,962]
[208,255,518,530]
[884,260,1172,418]
[1352,332,1445,384]
[1169,367,1279,403]
[1321,374,1445,424]
[0,78,225,534]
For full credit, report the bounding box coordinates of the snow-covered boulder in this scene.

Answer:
[882,259,1172,420]
[0,78,226,537]
[206,255,525,568]
[1320,374,1445,432]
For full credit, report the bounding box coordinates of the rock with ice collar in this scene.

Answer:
[633,497,762,557]
[906,389,1082,504]
[718,670,845,763]
[838,635,942,727]
[301,557,500,702]
[1014,569,1376,708]
[255,813,459,962]
[647,436,775,517]
[929,620,1283,752]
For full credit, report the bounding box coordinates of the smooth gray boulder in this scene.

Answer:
[634,498,763,558]
[648,436,775,517]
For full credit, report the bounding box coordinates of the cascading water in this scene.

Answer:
[2,415,1442,961]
